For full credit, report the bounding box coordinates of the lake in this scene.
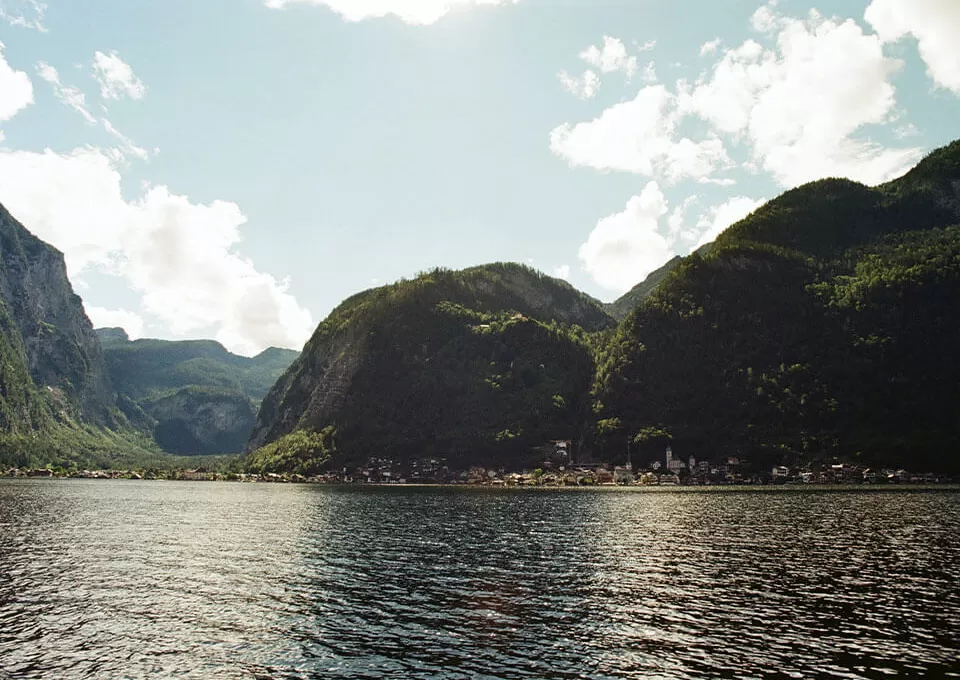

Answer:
[0,480,958,679]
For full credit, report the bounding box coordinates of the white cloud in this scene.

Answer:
[750,1,779,33]
[92,51,145,101]
[581,36,638,78]
[0,43,32,121]
[549,84,732,182]
[85,306,145,340]
[559,36,644,99]
[101,119,148,161]
[558,69,600,100]
[36,62,96,124]
[681,9,923,186]
[0,0,46,31]
[641,61,657,83]
[0,147,314,355]
[36,62,148,162]
[694,196,766,248]
[700,38,722,56]
[552,264,570,280]
[866,0,960,94]
[578,182,674,292]
[263,0,520,25]
[556,5,924,190]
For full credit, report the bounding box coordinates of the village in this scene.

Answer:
[6,442,954,486]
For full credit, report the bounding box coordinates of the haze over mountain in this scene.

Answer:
[97,330,298,456]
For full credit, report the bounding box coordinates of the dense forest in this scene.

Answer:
[244,263,613,474]
[593,141,960,475]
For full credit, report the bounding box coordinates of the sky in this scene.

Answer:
[0,0,957,355]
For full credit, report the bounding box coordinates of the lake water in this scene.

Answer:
[0,481,958,679]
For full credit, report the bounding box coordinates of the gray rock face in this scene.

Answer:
[0,204,117,426]
[142,388,256,455]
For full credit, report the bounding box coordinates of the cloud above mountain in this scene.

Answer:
[0,48,313,355]
[555,1,948,295]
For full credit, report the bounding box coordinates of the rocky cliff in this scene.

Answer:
[140,387,257,455]
[0,203,160,469]
[0,204,117,425]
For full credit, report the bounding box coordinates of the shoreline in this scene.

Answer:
[2,474,958,493]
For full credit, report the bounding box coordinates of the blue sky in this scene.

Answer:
[0,0,957,354]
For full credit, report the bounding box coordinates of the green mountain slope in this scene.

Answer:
[244,263,614,473]
[606,256,683,320]
[97,329,299,455]
[593,141,960,474]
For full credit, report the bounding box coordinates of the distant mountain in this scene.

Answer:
[97,331,299,455]
[593,140,960,474]
[243,263,614,474]
[0,204,154,469]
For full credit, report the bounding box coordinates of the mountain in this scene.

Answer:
[243,263,615,474]
[0,204,155,469]
[606,256,684,320]
[593,140,960,474]
[97,331,299,455]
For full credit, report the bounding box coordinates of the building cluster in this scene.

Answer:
[5,443,954,485]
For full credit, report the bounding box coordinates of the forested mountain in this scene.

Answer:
[606,256,684,320]
[246,140,960,476]
[0,204,155,469]
[98,330,298,455]
[244,263,614,474]
[594,141,960,474]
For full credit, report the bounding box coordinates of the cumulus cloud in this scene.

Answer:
[263,0,521,25]
[580,36,639,78]
[550,85,732,182]
[552,264,571,280]
[85,306,145,340]
[866,0,960,94]
[558,36,645,99]
[553,4,923,189]
[694,196,766,248]
[0,147,314,355]
[700,38,722,56]
[578,182,674,292]
[0,43,32,121]
[558,69,600,100]
[681,8,922,186]
[92,51,146,101]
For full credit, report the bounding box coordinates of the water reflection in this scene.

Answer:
[0,482,958,679]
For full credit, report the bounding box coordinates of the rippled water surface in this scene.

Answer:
[1,481,958,679]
